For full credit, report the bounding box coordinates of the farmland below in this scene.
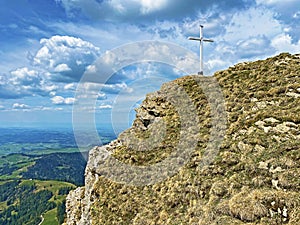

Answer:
[0,127,116,225]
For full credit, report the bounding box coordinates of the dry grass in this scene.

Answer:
[66,53,300,225]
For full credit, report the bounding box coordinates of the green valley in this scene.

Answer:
[0,151,87,225]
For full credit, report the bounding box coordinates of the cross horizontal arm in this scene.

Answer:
[188,37,202,41]
[203,39,214,42]
[188,37,214,42]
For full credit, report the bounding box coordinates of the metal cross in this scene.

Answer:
[188,25,214,75]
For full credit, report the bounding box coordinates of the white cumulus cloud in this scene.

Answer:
[64,83,76,90]
[10,67,43,90]
[98,104,112,109]
[0,67,58,99]
[271,34,300,53]
[54,63,72,72]
[12,103,30,109]
[51,95,76,105]
[32,35,101,82]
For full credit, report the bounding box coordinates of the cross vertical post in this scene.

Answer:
[200,25,204,75]
[188,25,214,75]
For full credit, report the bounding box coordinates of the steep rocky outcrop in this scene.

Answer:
[65,53,300,225]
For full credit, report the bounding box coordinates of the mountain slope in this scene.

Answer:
[65,52,300,225]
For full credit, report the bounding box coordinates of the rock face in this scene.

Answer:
[65,53,300,225]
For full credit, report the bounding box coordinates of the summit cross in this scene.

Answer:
[188,25,214,75]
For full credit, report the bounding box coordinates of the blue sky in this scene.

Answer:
[0,0,300,129]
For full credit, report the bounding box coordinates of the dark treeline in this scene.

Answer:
[22,152,88,186]
[0,181,74,225]
[0,181,54,225]
[57,200,66,224]
[0,151,87,224]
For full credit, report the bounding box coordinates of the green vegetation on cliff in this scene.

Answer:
[66,53,300,225]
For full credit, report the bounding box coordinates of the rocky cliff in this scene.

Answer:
[65,53,300,225]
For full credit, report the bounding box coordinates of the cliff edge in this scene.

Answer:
[65,53,300,225]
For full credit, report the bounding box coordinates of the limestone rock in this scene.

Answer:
[65,53,300,225]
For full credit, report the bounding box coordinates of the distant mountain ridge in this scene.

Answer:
[65,53,300,225]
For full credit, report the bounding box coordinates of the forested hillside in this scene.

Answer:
[0,152,86,225]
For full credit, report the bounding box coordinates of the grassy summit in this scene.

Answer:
[65,53,300,225]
